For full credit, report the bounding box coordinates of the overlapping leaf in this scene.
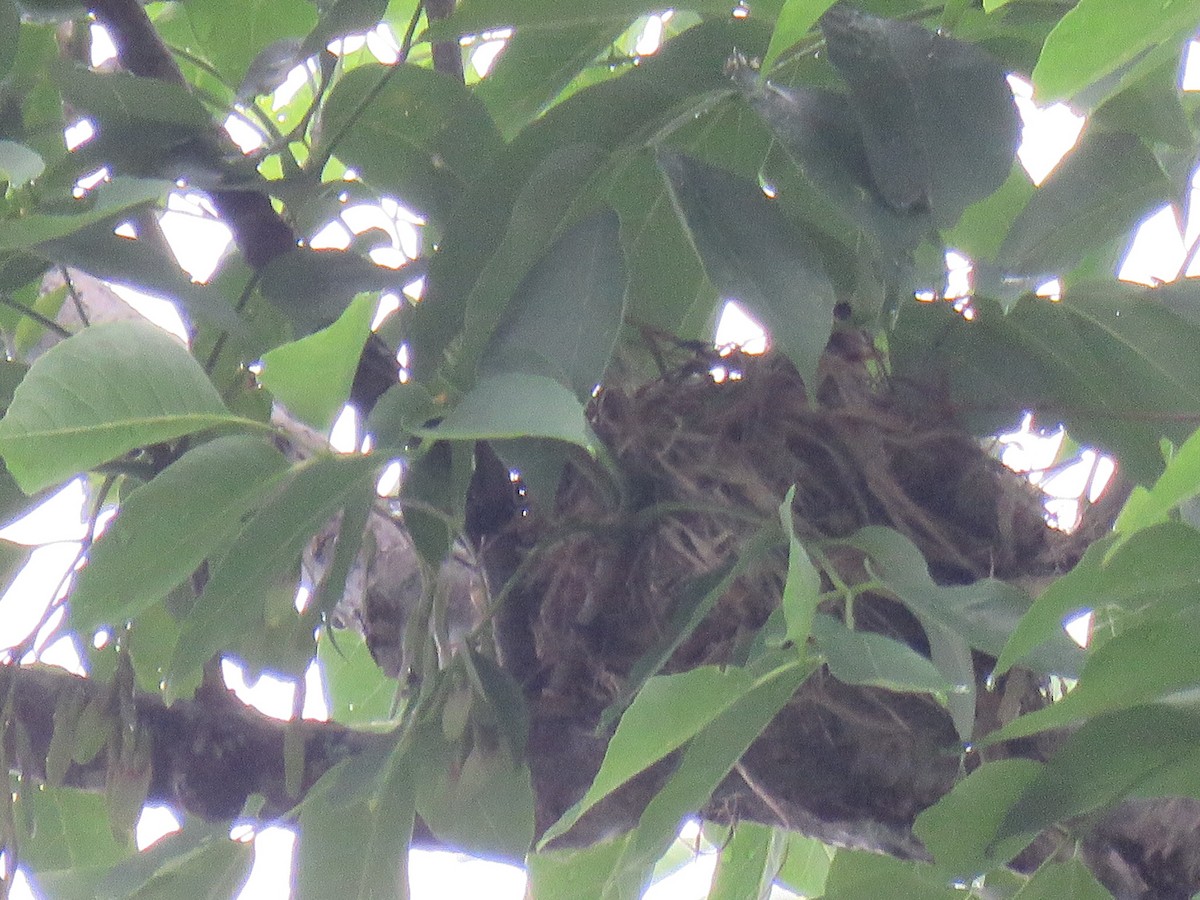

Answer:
[658,151,836,391]
[0,320,248,493]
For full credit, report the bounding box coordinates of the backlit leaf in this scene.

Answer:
[0,320,246,493]
[70,435,289,634]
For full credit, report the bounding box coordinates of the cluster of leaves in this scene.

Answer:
[1,0,1200,897]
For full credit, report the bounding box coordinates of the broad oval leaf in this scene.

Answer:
[994,705,1200,845]
[997,131,1169,277]
[70,434,289,635]
[819,5,1019,228]
[1031,0,1200,104]
[762,0,838,74]
[425,372,594,448]
[812,613,964,696]
[0,320,246,493]
[168,453,377,693]
[481,209,627,401]
[657,151,836,391]
[314,63,502,221]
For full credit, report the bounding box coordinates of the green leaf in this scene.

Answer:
[12,785,133,873]
[527,835,638,900]
[481,210,627,401]
[605,652,817,897]
[257,247,423,335]
[300,0,389,58]
[0,320,246,493]
[318,629,398,725]
[295,736,417,900]
[425,0,732,39]
[657,151,836,391]
[314,63,502,221]
[997,131,1170,276]
[890,290,1200,486]
[819,5,1019,228]
[913,758,1042,879]
[812,613,963,696]
[425,372,595,448]
[1117,426,1200,536]
[779,486,820,648]
[70,435,289,634]
[0,178,167,250]
[995,524,1200,676]
[407,17,770,384]
[542,659,809,847]
[168,453,376,693]
[0,140,44,187]
[414,721,536,860]
[762,0,836,74]
[988,606,1200,744]
[846,526,1084,677]
[1017,857,1113,900]
[773,833,834,898]
[1031,0,1200,103]
[180,0,318,85]
[94,822,252,900]
[260,294,376,431]
[448,142,607,390]
[54,64,213,133]
[820,850,959,899]
[477,23,625,139]
[706,822,785,900]
[994,705,1200,845]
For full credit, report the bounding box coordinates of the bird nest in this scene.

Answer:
[485,333,1066,844]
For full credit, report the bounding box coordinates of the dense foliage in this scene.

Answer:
[2,0,1200,897]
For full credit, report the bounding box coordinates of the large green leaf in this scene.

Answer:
[0,320,248,493]
[178,0,318,85]
[995,524,1200,676]
[819,5,1019,228]
[997,131,1170,277]
[480,210,627,401]
[846,526,1084,677]
[741,78,929,278]
[294,736,416,900]
[890,290,1200,485]
[987,606,1200,744]
[168,453,376,693]
[1031,0,1200,104]
[477,23,625,139]
[657,151,836,391]
[406,16,770,384]
[12,784,133,874]
[425,0,731,39]
[0,178,167,250]
[94,821,253,900]
[1117,427,1200,537]
[812,613,963,696]
[1016,858,1112,900]
[773,833,834,898]
[706,821,785,900]
[994,705,1200,845]
[820,851,959,900]
[598,652,816,898]
[541,658,809,847]
[762,0,837,74]
[913,758,1042,879]
[318,629,398,725]
[54,64,212,133]
[259,294,376,430]
[70,435,289,634]
[424,372,595,448]
[314,63,502,221]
